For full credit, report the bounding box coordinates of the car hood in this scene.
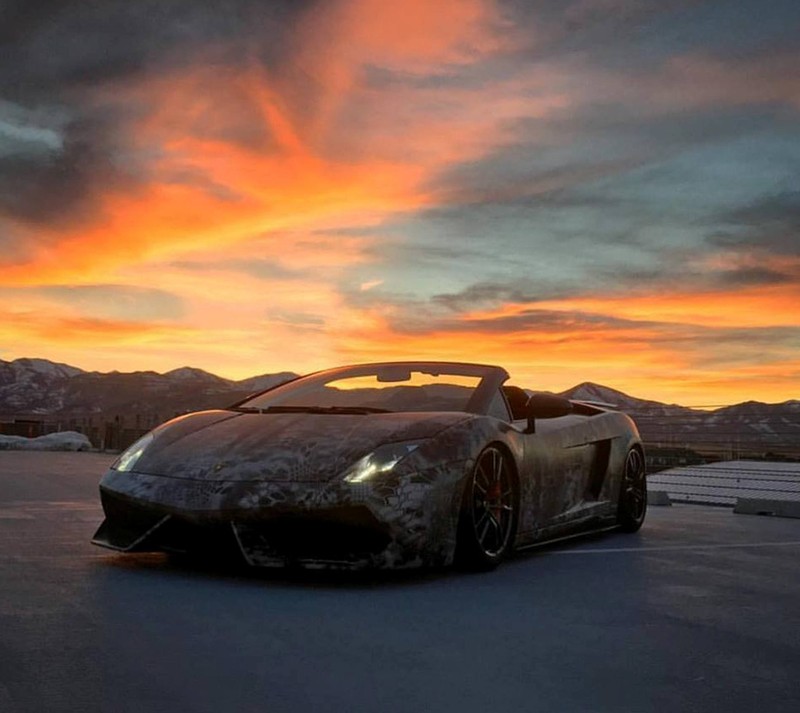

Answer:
[131,409,471,483]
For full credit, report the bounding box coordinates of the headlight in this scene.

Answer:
[342,440,423,483]
[113,433,154,472]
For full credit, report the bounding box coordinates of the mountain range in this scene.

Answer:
[1,357,798,456]
[0,358,296,420]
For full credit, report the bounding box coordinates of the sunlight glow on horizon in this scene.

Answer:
[2,0,799,408]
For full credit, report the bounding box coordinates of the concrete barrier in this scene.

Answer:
[647,490,672,506]
[734,498,800,519]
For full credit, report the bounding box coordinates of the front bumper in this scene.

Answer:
[92,464,466,569]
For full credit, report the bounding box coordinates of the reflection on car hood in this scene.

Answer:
[132,410,471,483]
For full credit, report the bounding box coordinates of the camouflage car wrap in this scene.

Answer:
[92,362,645,569]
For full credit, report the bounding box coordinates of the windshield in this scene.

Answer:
[237,363,497,414]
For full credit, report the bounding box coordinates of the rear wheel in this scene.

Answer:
[617,447,647,532]
[456,446,518,571]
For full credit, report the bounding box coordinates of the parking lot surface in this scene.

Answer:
[1,451,799,713]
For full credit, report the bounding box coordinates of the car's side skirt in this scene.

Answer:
[514,517,619,553]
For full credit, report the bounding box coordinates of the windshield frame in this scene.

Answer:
[231,361,510,416]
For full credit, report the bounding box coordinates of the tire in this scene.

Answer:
[455,445,518,571]
[617,447,647,532]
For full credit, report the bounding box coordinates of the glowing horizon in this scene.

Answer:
[2,0,799,408]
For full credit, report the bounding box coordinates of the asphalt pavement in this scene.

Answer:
[1,451,799,713]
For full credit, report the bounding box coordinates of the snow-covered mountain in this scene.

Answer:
[6,357,83,379]
[0,357,84,412]
[558,382,798,455]
[558,381,697,416]
[0,358,298,417]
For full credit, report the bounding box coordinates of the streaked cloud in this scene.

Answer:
[359,279,384,292]
[1,0,799,404]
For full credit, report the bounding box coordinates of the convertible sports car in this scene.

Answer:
[92,361,646,570]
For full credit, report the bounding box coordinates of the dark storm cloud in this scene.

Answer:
[714,266,796,287]
[0,0,314,228]
[0,110,129,226]
[429,104,798,212]
[497,0,697,62]
[452,308,641,335]
[380,304,651,337]
[0,0,311,99]
[431,155,644,210]
[591,246,799,291]
[499,0,800,69]
[430,281,572,311]
[731,191,800,226]
[711,191,800,256]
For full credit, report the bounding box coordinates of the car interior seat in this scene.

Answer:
[502,385,530,421]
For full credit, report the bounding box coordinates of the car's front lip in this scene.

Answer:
[93,486,396,565]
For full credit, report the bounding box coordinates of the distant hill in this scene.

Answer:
[0,358,298,419]
[1,358,797,456]
[558,381,697,416]
[558,381,799,456]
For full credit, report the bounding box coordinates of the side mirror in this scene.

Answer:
[526,393,572,433]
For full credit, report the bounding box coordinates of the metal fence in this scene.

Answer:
[0,413,165,451]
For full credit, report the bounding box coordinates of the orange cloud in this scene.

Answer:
[0,0,522,289]
[325,277,800,405]
[332,317,800,406]
[0,79,427,288]
[459,277,800,330]
[0,0,572,294]
[0,306,193,345]
[3,1,798,409]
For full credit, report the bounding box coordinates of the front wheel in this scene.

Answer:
[455,446,518,571]
[617,447,647,532]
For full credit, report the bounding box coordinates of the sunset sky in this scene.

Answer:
[1,0,798,405]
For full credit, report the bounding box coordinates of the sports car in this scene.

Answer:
[92,361,646,570]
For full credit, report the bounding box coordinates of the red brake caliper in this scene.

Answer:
[485,482,502,519]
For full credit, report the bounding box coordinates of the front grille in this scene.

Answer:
[98,490,391,564]
[148,517,243,561]
[235,506,392,562]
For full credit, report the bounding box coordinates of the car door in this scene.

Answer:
[518,413,599,533]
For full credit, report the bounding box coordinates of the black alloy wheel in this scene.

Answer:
[617,447,647,532]
[456,445,518,570]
